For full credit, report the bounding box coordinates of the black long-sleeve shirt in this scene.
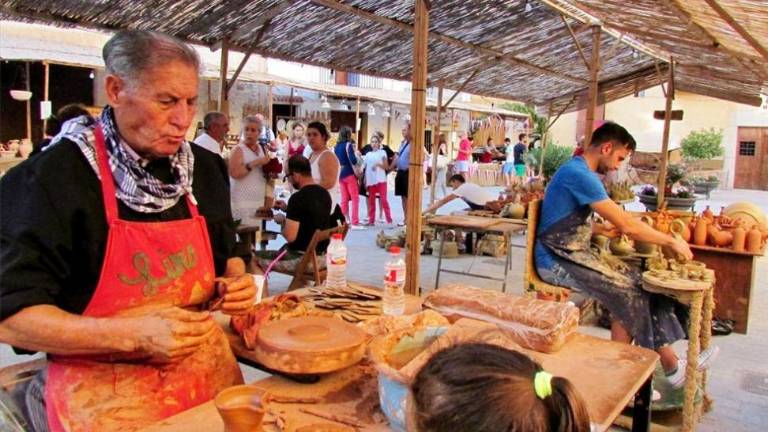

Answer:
[0,140,235,321]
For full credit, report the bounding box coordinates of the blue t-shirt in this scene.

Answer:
[397,140,411,171]
[334,141,358,179]
[535,156,608,270]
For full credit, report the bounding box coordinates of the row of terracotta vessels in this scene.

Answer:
[646,206,766,253]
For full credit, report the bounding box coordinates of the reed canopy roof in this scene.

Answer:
[1,0,766,114]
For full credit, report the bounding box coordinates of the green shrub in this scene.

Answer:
[681,128,724,160]
[525,145,572,178]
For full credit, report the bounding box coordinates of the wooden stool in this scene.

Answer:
[524,200,571,301]
[642,270,715,432]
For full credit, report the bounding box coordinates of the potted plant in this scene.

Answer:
[637,163,697,211]
[692,175,720,198]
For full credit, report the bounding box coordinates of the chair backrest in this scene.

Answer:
[525,200,545,285]
[304,224,349,267]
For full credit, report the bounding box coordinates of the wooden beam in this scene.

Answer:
[665,0,768,77]
[226,52,251,94]
[230,0,298,42]
[217,41,229,115]
[308,0,587,84]
[657,59,675,209]
[584,25,601,146]
[405,0,429,296]
[701,0,768,62]
[430,86,443,203]
[546,95,577,130]
[441,68,479,111]
[561,15,590,69]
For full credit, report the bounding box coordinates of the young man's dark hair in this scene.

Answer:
[468,136,474,142]
[589,121,637,151]
[448,174,466,184]
[504,137,511,143]
[518,133,526,141]
[287,154,312,176]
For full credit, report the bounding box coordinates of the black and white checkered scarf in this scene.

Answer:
[49,106,195,213]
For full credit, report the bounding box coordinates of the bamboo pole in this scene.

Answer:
[218,41,229,116]
[657,59,675,209]
[584,25,601,146]
[42,61,50,136]
[25,61,32,141]
[404,0,429,296]
[430,86,443,203]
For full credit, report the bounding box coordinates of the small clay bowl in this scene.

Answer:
[215,385,269,432]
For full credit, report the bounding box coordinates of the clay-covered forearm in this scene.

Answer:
[0,305,137,355]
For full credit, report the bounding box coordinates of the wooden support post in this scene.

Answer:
[226,51,252,95]
[584,25,601,147]
[289,87,295,119]
[430,86,443,203]
[25,61,32,141]
[387,103,393,146]
[267,84,274,129]
[657,59,675,209]
[441,69,478,111]
[561,15,589,69]
[355,96,361,138]
[538,103,553,177]
[405,0,429,296]
[42,61,50,136]
[449,108,456,159]
[218,41,229,116]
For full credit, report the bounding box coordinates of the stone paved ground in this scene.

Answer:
[2,186,766,430]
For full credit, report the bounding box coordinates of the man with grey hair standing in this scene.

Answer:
[0,30,254,431]
[194,111,229,155]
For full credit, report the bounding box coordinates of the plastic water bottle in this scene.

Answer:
[383,246,406,316]
[325,233,347,289]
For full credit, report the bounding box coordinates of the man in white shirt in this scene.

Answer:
[423,174,495,214]
[193,111,228,155]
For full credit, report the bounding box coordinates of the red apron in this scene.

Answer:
[45,126,243,431]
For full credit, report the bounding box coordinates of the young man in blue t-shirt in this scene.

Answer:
[535,121,718,389]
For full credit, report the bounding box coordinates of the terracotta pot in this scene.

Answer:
[746,228,763,253]
[215,385,269,432]
[707,224,733,247]
[610,234,634,256]
[693,218,709,246]
[669,219,691,243]
[702,205,714,222]
[731,226,746,252]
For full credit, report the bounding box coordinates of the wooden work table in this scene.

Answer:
[690,244,764,334]
[148,285,658,432]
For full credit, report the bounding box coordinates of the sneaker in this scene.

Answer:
[666,346,720,388]
[351,224,366,231]
[378,218,387,224]
[397,221,406,227]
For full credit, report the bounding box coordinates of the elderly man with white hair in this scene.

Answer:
[193,111,229,155]
[0,30,256,431]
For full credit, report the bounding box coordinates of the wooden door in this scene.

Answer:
[734,127,768,190]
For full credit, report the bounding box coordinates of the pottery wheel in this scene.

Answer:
[254,316,367,374]
[642,270,712,292]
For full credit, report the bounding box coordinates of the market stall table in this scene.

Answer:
[690,244,764,334]
[145,331,658,432]
[428,214,527,292]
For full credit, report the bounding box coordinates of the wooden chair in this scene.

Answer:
[271,224,349,292]
[524,200,571,301]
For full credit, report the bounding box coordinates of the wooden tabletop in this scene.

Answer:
[690,243,765,257]
[148,328,657,432]
[428,214,527,232]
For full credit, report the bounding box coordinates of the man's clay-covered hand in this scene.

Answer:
[134,307,216,363]
[218,258,256,316]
